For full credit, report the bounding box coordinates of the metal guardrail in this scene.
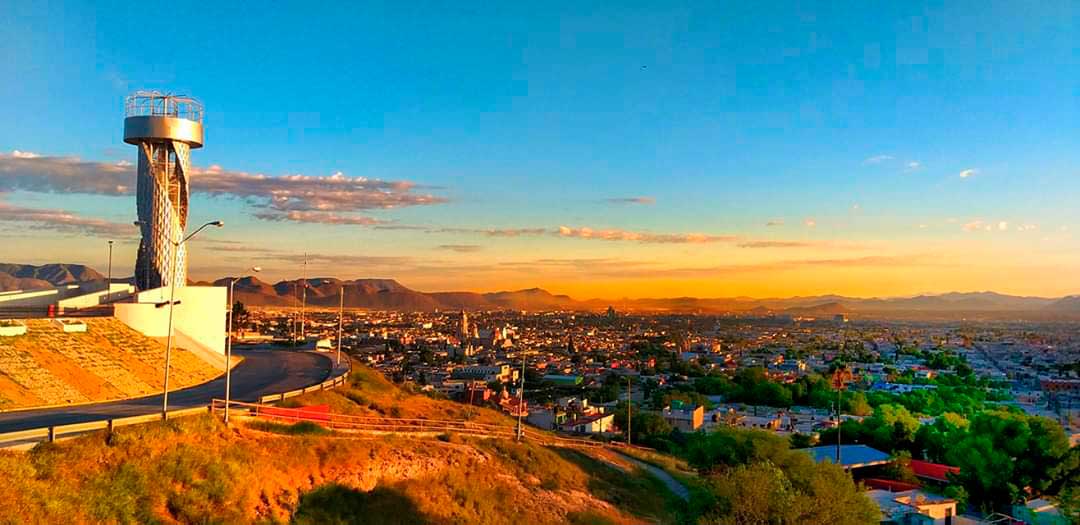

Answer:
[0,406,211,450]
[0,352,352,450]
[257,358,350,404]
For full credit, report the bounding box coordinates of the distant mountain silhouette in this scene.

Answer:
[4,262,1079,317]
[0,263,105,291]
[1046,295,1080,312]
[783,301,850,316]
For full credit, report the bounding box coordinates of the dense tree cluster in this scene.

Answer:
[821,404,1080,513]
[679,428,880,525]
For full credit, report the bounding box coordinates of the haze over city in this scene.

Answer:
[3,2,1079,299]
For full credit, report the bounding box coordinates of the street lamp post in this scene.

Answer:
[225,266,260,424]
[161,220,223,419]
[336,282,344,366]
[106,240,114,299]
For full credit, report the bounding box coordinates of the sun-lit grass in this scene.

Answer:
[0,363,688,524]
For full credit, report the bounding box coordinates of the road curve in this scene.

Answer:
[0,349,333,434]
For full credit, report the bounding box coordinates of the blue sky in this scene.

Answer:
[1,1,1078,297]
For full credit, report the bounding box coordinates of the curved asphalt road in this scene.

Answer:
[0,349,334,433]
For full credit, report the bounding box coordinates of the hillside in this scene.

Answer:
[0,364,678,524]
[0,318,221,409]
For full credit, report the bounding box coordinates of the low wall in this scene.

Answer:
[114,286,227,355]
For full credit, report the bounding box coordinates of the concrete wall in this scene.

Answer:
[114,285,226,355]
[0,282,132,309]
[58,283,133,309]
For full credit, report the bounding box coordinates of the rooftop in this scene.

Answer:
[803,444,891,469]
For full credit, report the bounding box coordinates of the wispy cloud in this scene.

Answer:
[420,227,551,237]
[437,244,483,253]
[606,196,656,205]
[766,219,784,227]
[804,218,817,228]
[252,210,384,225]
[737,240,817,249]
[863,154,894,165]
[905,161,922,172]
[0,198,135,238]
[959,168,978,179]
[0,150,446,224]
[557,226,737,244]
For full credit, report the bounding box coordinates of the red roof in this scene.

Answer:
[910,460,960,482]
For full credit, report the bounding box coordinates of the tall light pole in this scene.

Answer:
[336,282,344,366]
[161,220,223,418]
[225,265,260,424]
[299,253,307,343]
[106,240,114,301]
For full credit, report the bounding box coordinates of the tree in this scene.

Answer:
[883,451,919,485]
[231,301,250,336]
[697,462,795,525]
[946,410,1072,511]
[846,392,873,417]
[692,455,879,525]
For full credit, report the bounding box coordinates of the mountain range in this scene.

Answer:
[2,262,1079,318]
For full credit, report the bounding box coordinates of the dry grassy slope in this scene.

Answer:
[0,366,679,525]
[0,318,221,409]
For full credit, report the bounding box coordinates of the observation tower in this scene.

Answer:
[123,91,204,290]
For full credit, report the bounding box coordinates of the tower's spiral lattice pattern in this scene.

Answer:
[124,91,204,291]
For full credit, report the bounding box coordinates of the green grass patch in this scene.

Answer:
[248,420,332,436]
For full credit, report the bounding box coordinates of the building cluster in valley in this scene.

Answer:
[227,305,1080,524]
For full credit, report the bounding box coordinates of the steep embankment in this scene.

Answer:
[0,318,221,409]
[0,365,679,524]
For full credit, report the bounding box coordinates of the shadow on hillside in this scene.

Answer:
[553,448,648,506]
[291,483,439,525]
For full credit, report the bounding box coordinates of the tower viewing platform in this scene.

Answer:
[123,91,204,148]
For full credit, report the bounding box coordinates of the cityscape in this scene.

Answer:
[2,2,1080,525]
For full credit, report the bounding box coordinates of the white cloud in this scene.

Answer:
[905,161,921,171]
[962,220,990,232]
[959,168,978,179]
[863,154,894,165]
[0,150,446,225]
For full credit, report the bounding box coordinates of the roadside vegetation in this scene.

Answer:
[0,363,679,525]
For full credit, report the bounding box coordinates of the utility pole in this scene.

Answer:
[516,353,526,441]
[832,367,850,467]
[336,283,344,366]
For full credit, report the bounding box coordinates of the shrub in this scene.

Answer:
[249,420,332,436]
